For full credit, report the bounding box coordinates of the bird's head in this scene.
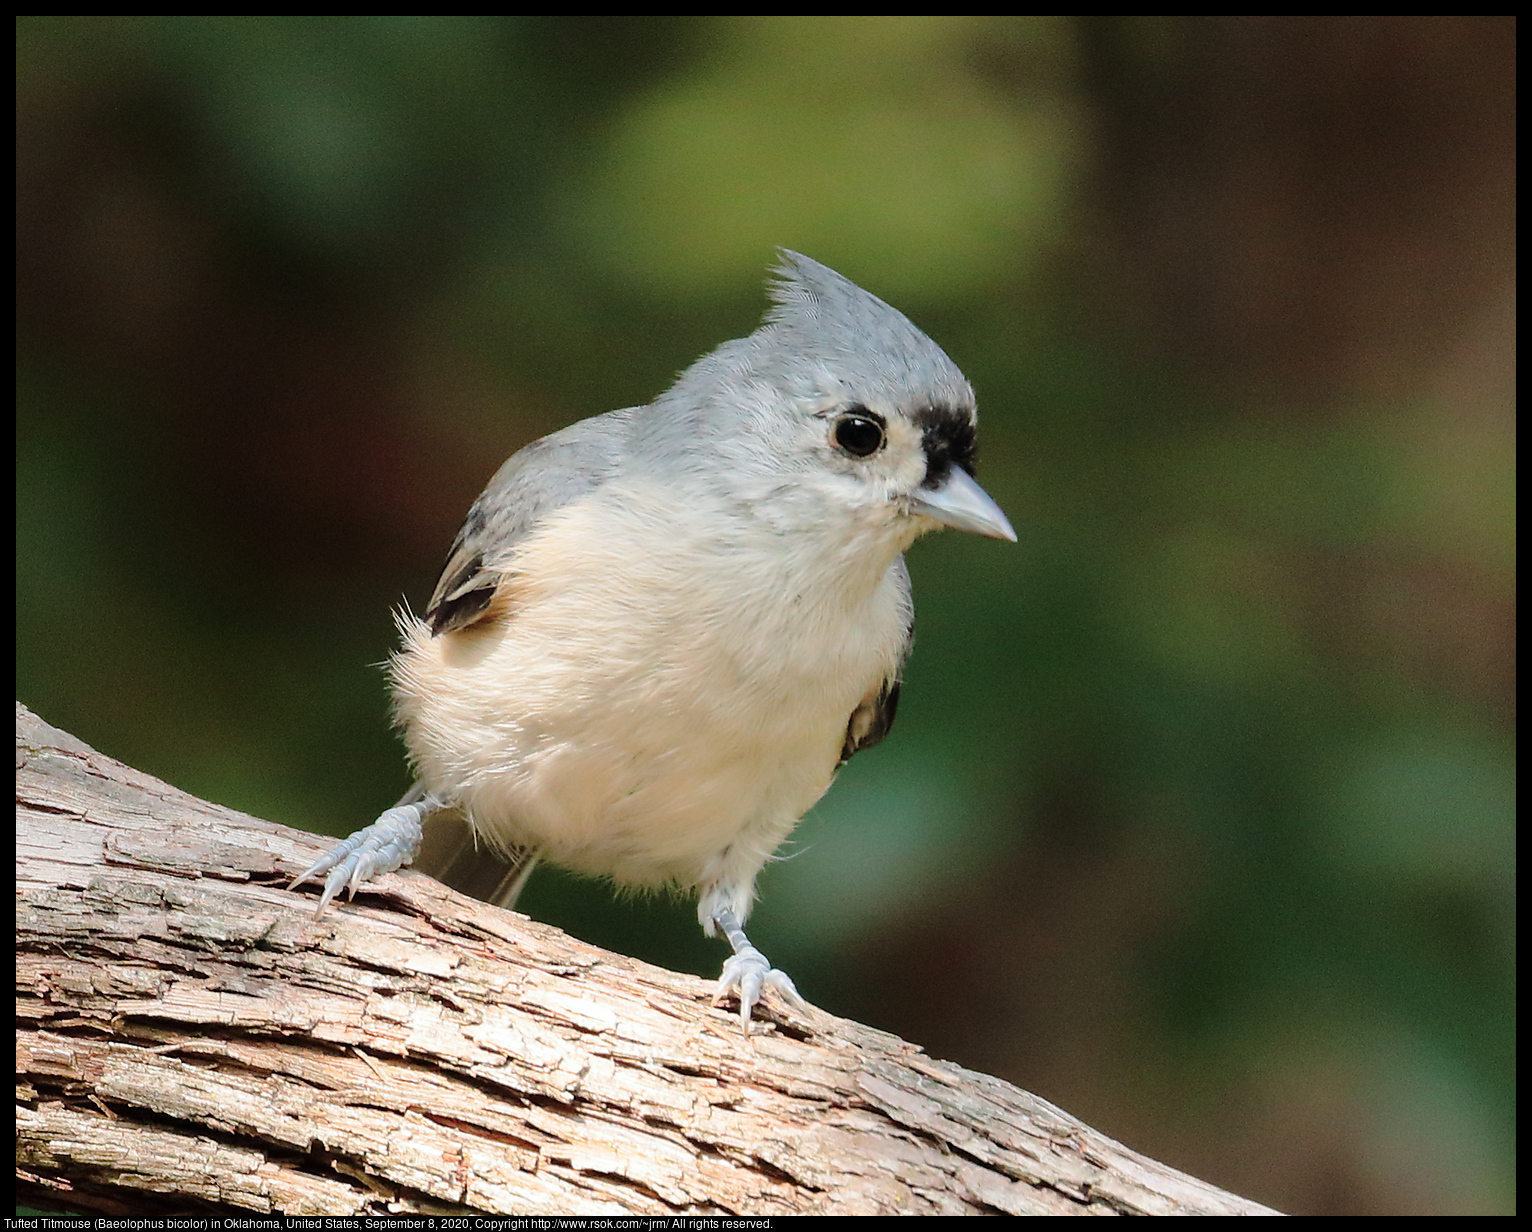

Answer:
[641,250,1016,548]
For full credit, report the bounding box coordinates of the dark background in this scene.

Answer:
[16,17,1514,1215]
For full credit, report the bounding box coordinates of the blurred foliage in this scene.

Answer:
[16,16,1514,1215]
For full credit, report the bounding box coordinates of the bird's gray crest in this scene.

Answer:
[635,251,974,474]
[761,249,972,412]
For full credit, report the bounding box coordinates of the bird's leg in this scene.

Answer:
[289,793,442,917]
[711,905,809,1029]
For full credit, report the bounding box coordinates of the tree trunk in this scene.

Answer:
[15,702,1280,1216]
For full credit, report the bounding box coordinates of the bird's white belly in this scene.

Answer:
[390,482,910,890]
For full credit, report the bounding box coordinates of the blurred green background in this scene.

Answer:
[16,16,1513,1215]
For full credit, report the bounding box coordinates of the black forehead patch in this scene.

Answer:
[912,404,977,488]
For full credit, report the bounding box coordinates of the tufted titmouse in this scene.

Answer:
[292,251,1015,1028]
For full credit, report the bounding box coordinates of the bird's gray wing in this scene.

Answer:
[426,406,638,635]
[410,407,636,908]
[838,557,914,766]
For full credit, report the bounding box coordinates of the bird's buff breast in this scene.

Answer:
[390,481,909,889]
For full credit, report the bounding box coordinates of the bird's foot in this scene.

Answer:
[711,906,809,1031]
[288,797,435,916]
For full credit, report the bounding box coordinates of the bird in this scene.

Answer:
[290,250,1015,1029]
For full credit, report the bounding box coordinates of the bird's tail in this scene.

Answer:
[404,784,540,910]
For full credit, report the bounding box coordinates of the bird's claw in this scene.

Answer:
[288,804,425,917]
[714,948,808,1031]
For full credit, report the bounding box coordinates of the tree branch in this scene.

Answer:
[15,701,1281,1216]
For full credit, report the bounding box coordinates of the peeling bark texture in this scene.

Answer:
[15,702,1282,1216]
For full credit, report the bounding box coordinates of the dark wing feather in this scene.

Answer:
[839,677,901,766]
[426,407,637,635]
[837,557,915,767]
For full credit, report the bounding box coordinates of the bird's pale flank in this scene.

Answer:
[292,251,1015,1028]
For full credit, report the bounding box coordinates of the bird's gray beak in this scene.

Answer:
[911,467,1017,541]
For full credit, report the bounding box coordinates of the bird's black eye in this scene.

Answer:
[833,410,886,458]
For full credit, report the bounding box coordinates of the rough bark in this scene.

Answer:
[15,702,1281,1216]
